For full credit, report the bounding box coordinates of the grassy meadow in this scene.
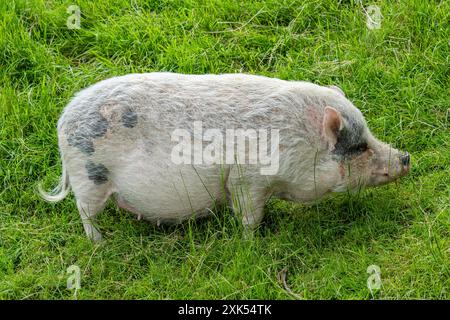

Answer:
[0,0,449,299]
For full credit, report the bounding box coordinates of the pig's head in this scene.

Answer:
[316,103,410,193]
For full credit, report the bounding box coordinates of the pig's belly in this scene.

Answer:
[109,161,225,223]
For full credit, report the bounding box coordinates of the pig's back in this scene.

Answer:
[57,72,304,157]
[59,72,286,127]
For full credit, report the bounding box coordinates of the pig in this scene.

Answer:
[39,73,410,242]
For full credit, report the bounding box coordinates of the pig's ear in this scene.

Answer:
[322,106,343,150]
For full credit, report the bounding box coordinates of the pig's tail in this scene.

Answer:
[38,161,70,202]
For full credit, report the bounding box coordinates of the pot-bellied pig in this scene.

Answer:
[39,73,410,241]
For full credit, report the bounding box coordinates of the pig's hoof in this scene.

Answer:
[92,234,103,243]
[87,230,103,243]
[242,228,255,241]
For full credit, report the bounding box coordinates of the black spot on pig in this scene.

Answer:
[91,112,109,137]
[66,111,108,155]
[85,161,109,185]
[333,115,367,159]
[67,136,95,155]
[121,108,138,128]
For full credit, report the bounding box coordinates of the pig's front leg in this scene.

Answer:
[227,181,269,231]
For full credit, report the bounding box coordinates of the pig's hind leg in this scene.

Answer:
[76,198,107,242]
[70,175,113,242]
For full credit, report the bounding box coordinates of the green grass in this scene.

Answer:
[0,0,449,299]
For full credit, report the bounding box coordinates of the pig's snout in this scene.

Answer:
[399,152,410,175]
[400,152,410,167]
[389,150,411,179]
[366,147,410,188]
